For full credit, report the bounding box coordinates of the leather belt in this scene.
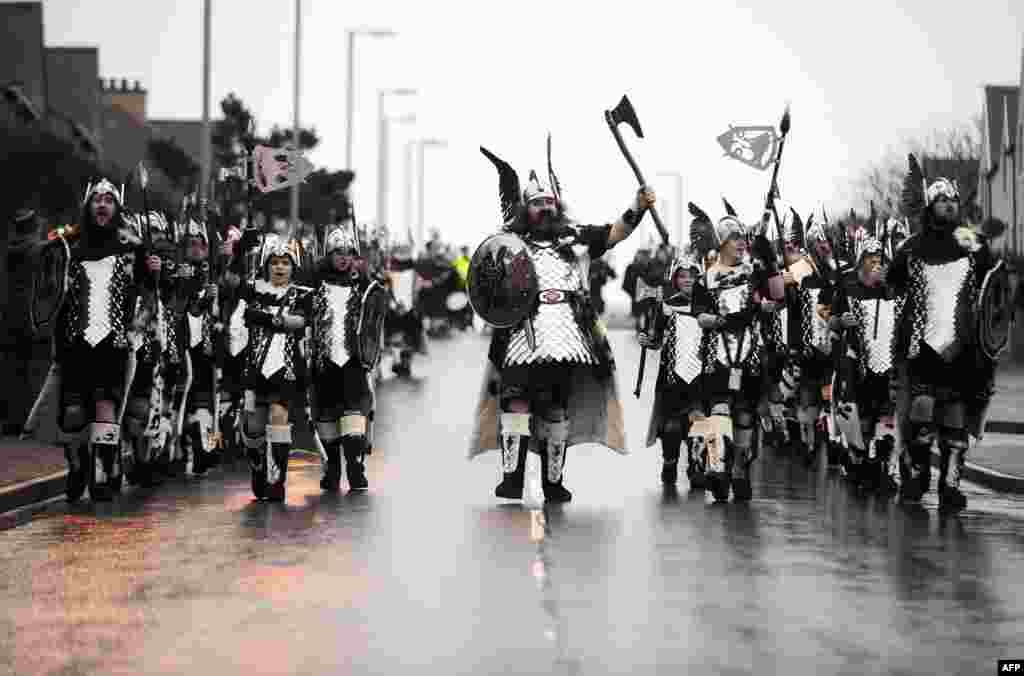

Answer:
[538,289,573,304]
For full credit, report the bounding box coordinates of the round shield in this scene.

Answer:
[356,280,390,369]
[977,259,1014,361]
[446,291,469,312]
[468,232,538,328]
[30,240,70,337]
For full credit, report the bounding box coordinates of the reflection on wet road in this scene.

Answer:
[1,331,1023,675]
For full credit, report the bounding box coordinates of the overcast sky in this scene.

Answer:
[37,0,1024,260]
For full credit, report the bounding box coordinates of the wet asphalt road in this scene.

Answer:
[2,329,1024,675]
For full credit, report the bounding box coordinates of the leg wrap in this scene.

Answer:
[499,412,531,473]
[939,427,968,490]
[265,424,292,486]
[542,418,570,484]
[188,409,215,452]
[90,422,122,484]
[661,418,684,464]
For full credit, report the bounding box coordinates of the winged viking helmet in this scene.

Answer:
[260,232,302,269]
[82,177,125,209]
[481,135,564,228]
[325,221,360,256]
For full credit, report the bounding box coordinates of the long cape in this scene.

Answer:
[468,329,627,458]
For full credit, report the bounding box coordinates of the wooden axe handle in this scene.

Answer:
[605,112,670,245]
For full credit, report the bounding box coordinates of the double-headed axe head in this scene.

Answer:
[608,95,644,139]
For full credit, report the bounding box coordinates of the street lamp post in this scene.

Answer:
[199,0,212,203]
[405,140,416,244]
[290,0,302,230]
[345,28,397,172]
[376,89,417,229]
[417,138,447,253]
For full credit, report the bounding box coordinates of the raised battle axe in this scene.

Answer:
[605,95,669,398]
[605,96,670,246]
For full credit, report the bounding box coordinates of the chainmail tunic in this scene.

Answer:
[312,280,363,371]
[904,256,975,360]
[850,295,901,376]
[504,244,596,367]
[244,280,312,382]
[659,307,704,385]
[62,252,135,351]
[701,265,760,372]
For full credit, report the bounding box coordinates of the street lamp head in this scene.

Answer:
[366,28,397,38]
[421,138,447,147]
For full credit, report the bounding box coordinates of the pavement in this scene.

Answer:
[2,330,1024,675]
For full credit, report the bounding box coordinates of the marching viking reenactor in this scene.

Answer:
[641,244,708,489]
[885,155,1008,510]
[383,242,424,378]
[780,217,842,466]
[309,221,388,492]
[691,211,764,502]
[469,143,655,503]
[46,178,161,501]
[178,215,224,476]
[824,235,902,490]
[233,233,313,502]
[122,211,181,488]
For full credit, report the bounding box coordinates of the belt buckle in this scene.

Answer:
[539,289,566,304]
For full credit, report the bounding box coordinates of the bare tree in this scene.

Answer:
[851,117,983,216]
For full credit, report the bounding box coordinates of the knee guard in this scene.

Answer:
[499,412,531,473]
[339,412,368,439]
[60,405,88,436]
[317,420,342,443]
[908,395,935,425]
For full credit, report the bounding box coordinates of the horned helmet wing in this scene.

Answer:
[901,153,926,218]
[688,201,717,260]
[480,146,522,226]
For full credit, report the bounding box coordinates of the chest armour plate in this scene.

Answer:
[77,257,120,347]
[853,296,896,374]
[670,311,703,383]
[707,271,756,367]
[801,286,832,355]
[318,284,354,369]
[227,300,249,357]
[922,258,970,356]
[504,245,595,367]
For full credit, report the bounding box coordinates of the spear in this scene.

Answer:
[764,105,792,273]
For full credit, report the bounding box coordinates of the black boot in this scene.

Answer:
[899,445,929,502]
[685,437,707,490]
[320,439,343,492]
[264,425,291,502]
[189,422,211,476]
[344,437,369,491]
[495,430,527,500]
[730,442,753,502]
[661,461,679,486]
[661,423,682,486]
[540,448,572,504]
[64,442,88,503]
[89,443,119,502]
[245,434,267,500]
[938,439,968,512]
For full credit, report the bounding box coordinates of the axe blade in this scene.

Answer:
[609,95,644,139]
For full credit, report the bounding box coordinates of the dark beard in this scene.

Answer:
[528,211,566,240]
